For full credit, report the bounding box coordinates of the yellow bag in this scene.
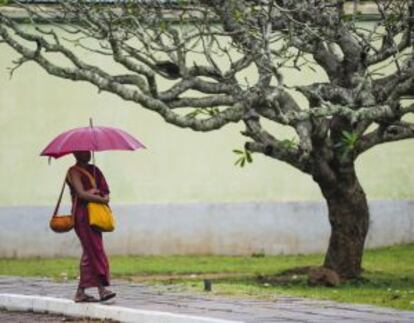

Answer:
[74,166,115,232]
[87,203,115,232]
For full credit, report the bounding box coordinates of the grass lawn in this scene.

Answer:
[0,244,413,310]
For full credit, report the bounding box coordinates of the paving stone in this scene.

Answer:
[0,276,413,322]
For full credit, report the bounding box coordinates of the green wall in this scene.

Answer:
[1,37,413,207]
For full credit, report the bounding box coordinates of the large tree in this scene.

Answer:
[0,0,413,281]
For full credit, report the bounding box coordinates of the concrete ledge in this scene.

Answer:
[0,294,242,323]
[0,200,413,257]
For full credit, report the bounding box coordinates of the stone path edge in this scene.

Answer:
[0,293,243,323]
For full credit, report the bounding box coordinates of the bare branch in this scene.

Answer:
[356,121,414,155]
[1,0,413,178]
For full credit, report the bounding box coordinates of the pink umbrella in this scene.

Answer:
[41,119,146,159]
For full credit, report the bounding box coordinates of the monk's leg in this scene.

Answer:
[74,206,112,300]
[78,250,99,289]
[76,228,110,288]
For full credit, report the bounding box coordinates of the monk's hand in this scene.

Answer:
[87,188,100,195]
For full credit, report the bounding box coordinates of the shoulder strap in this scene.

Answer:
[53,171,71,216]
[71,165,97,188]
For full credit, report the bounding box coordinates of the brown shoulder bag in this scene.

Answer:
[49,171,77,233]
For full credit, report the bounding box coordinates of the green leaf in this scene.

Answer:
[159,20,168,33]
[280,137,298,149]
[246,150,253,163]
[342,130,353,141]
[234,157,244,166]
[341,130,359,148]
[207,107,220,116]
[185,108,203,118]
[386,13,397,25]
[233,148,253,167]
[233,9,243,21]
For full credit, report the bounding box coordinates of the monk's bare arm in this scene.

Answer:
[69,169,110,204]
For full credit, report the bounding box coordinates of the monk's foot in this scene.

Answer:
[99,289,116,302]
[74,292,99,303]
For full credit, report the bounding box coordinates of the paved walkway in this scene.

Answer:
[1,276,413,322]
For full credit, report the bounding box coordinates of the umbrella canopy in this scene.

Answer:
[41,124,146,159]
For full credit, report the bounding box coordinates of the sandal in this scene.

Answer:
[99,290,116,302]
[74,293,99,303]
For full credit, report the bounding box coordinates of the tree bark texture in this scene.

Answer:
[317,165,370,279]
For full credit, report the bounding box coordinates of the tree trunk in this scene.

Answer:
[317,164,370,280]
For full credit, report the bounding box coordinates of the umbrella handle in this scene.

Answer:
[92,150,96,179]
[89,117,97,178]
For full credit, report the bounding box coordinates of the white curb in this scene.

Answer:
[0,294,243,323]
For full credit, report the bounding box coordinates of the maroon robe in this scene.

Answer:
[67,164,111,289]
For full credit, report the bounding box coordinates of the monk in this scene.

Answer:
[68,151,116,303]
